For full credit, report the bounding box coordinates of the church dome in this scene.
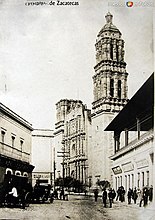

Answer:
[97,12,121,38]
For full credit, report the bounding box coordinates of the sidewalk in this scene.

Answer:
[102,200,155,220]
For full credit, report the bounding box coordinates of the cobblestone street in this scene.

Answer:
[0,195,155,220]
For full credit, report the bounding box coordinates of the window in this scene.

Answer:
[20,140,23,151]
[1,131,5,143]
[125,175,127,191]
[128,175,130,188]
[137,173,140,188]
[110,79,114,97]
[118,176,120,187]
[120,176,122,186]
[116,44,119,61]
[142,172,144,187]
[146,171,149,186]
[12,136,15,147]
[132,174,134,188]
[110,44,113,60]
[118,80,121,99]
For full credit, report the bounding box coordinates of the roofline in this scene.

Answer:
[0,102,33,131]
[105,72,154,132]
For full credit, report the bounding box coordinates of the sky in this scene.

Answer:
[0,0,154,129]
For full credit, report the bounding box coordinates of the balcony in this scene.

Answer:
[111,129,154,160]
[0,142,30,163]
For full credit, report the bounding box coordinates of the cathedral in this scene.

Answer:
[89,12,129,186]
[54,99,91,188]
[54,12,129,189]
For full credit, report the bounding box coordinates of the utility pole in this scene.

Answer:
[53,147,56,191]
[57,149,69,200]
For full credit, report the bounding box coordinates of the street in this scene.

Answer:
[0,195,155,220]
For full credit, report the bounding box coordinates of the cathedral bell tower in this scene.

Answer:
[92,12,128,114]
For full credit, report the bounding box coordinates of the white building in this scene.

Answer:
[32,129,54,186]
[0,102,34,183]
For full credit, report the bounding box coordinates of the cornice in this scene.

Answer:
[111,132,154,160]
[0,103,33,131]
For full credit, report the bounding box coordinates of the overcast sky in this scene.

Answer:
[0,0,154,129]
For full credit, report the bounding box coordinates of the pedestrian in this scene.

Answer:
[120,186,125,202]
[111,189,116,202]
[94,189,98,202]
[137,188,141,204]
[143,186,149,207]
[50,188,54,203]
[139,189,143,207]
[127,188,132,204]
[108,188,113,208]
[57,189,61,200]
[132,187,138,204]
[8,185,18,207]
[116,187,121,201]
[54,189,58,199]
[102,188,107,208]
[64,188,69,201]
[60,188,64,200]
[149,185,153,202]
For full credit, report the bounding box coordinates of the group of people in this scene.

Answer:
[53,188,69,201]
[127,185,153,207]
[93,185,153,208]
[94,188,116,208]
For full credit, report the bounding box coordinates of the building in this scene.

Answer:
[54,99,91,187]
[105,73,154,197]
[0,102,34,183]
[32,129,54,186]
[90,12,128,186]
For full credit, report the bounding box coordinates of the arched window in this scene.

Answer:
[6,168,13,175]
[110,44,113,60]
[116,44,119,61]
[110,79,114,97]
[118,80,121,98]
[15,170,21,176]
[23,172,28,177]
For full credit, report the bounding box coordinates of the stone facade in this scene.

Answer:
[0,102,34,183]
[32,129,54,186]
[54,99,91,186]
[90,12,128,187]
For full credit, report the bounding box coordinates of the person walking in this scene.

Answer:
[8,185,18,207]
[108,188,113,208]
[149,185,153,202]
[127,188,132,204]
[132,187,138,204]
[143,186,149,207]
[139,189,143,207]
[94,189,98,202]
[111,189,116,202]
[119,186,125,202]
[102,188,107,208]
